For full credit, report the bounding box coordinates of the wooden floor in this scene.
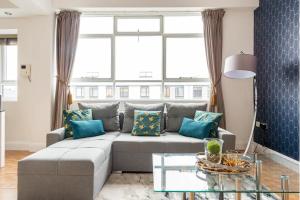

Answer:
[0,151,299,200]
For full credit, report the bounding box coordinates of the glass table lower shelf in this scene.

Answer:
[152,153,299,200]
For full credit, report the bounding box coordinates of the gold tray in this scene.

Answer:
[196,153,253,175]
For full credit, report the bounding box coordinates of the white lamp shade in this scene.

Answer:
[224,54,257,79]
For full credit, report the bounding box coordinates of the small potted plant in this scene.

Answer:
[204,138,223,164]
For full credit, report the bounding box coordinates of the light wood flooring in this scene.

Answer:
[0,151,299,200]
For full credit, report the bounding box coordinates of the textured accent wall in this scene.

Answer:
[254,0,299,160]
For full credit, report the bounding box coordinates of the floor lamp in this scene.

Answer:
[223,52,257,156]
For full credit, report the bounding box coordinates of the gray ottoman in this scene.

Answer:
[18,140,113,200]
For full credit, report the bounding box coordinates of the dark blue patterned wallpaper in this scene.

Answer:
[254,0,299,160]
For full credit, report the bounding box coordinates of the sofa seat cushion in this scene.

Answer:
[49,139,113,158]
[19,147,107,177]
[113,132,205,153]
[18,148,70,175]
[58,148,106,176]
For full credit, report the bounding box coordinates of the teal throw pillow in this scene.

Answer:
[70,120,105,139]
[63,109,92,138]
[179,117,214,139]
[194,111,223,138]
[132,110,161,136]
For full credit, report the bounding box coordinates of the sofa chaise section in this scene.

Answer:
[18,133,120,200]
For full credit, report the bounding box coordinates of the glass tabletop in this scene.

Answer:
[152,153,300,194]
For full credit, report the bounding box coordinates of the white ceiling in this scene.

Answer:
[0,0,52,17]
[0,0,259,18]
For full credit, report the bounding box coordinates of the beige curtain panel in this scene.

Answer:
[201,9,226,128]
[52,10,81,130]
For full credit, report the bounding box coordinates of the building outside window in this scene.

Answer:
[106,86,113,98]
[89,87,98,98]
[71,15,209,101]
[193,86,202,98]
[75,87,85,98]
[175,86,184,98]
[119,86,129,98]
[0,34,18,101]
[140,86,149,98]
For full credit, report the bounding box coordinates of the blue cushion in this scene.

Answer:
[194,110,223,138]
[70,120,105,139]
[179,117,213,139]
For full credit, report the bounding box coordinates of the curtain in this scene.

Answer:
[201,9,226,128]
[52,10,81,129]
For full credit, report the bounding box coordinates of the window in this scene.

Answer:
[140,86,149,98]
[119,86,129,98]
[164,86,170,98]
[0,41,18,101]
[75,87,85,98]
[193,86,202,98]
[175,86,184,98]
[89,87,98,98]
[106,86,113,98]
[71,15,209,101]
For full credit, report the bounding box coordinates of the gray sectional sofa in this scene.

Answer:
[18,103,236,200]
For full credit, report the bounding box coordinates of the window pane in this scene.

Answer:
[2,85,17,101]
[117,18,160,32]
[115,36,162,80]
[164,82,210,100]
[73,38,111,79]
[166,37,208,79]
[79,17,113,34]
[6,45,17,81]
[164,16,203,33]
[115,82,161,99]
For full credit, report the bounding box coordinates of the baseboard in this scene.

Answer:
[253,142,300,173]
[6,141,45,152]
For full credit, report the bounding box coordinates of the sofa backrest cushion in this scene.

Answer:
[166,103,207,132]
[122,103,165,133]
[78,102,120,131]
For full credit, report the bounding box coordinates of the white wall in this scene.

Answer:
[222,9,255,149]
[0,7,255,152]
[0,15,55,151]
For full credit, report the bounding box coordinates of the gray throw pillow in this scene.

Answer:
[122,103,165,133]
[78,102,120,131]
[166,103,207,132]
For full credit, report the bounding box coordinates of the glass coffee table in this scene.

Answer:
[152,153,299,200]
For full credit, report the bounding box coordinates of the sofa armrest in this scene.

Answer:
[46,128,65,147]
[218,128,236,151]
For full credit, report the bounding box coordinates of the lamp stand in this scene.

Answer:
[243,77,257,156]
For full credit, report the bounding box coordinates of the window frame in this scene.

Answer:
[71,14,209,101]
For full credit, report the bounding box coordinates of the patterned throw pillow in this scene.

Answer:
[194,111,223,138]
[132,110,161,136]
[63,109,93,138]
